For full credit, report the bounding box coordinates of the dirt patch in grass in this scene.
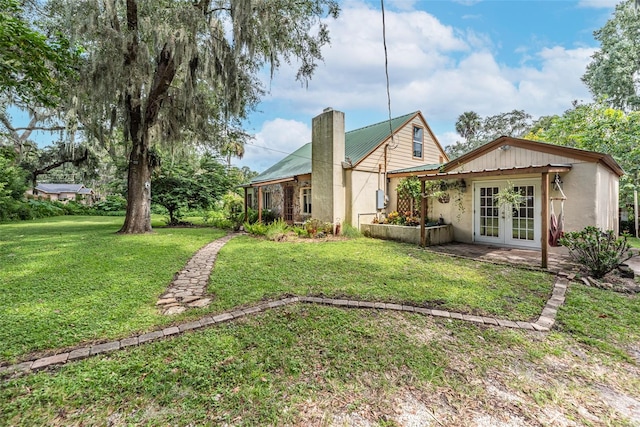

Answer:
[289,308,640,427]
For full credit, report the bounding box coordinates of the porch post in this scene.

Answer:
[541,172,549,268]
[244,186,248,222]
[258,186,263,223]
[420,179,426,247]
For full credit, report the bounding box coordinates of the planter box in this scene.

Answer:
[360,223,453,246]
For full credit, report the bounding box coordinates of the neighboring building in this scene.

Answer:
[244,108,449,228]
[28,183,96,205]
[388,136,623,253]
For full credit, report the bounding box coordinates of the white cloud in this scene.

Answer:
[245,1,598,170]
[437,131,461,150]
[237,118,311,173]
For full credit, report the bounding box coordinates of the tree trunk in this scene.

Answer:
[119,136,152,233]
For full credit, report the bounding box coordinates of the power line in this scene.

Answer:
[380,0,397,150]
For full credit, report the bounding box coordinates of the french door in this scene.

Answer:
[473,180,541,248]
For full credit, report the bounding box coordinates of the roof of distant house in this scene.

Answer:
[35,183,93,194]
[250,111,419,185]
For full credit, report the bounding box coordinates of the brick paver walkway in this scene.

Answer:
[156,233,238,315]
[0,236,575,378]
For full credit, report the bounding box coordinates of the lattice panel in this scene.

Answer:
[397,196,419,215]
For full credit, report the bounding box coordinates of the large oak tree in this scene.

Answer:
[583,0,640,111]
[48,0,339,233]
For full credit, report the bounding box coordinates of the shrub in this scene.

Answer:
[261,209,278,224]
[292,226,309,237]
[93,195,127,214]
[202,209,234,229]
[559,226,632,279]
[304,218,323,237]
[244,221,268,236]
[265,218,290,241]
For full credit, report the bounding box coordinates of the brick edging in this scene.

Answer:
[0,273,570,379]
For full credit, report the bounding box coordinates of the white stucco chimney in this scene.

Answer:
[311,108,346,226]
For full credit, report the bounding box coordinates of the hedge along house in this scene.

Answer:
[244,108,449,228]
[387,136,623,267]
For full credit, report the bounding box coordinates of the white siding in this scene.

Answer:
[356,116,444,173]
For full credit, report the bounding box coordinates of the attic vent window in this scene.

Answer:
[413,126,423,158]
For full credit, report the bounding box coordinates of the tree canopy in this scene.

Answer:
[446,110,534,159]
[0,0,77,106]
[583,0,640,110]
[44,0,339,233]
[525,102,640,206]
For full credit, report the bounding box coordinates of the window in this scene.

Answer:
[301,188,312,214]
[262,191,271,210]
[247,193,253,209]
[413,126,423,158]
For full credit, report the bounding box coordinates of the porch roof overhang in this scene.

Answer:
[248,177,296,187]
[419,164,572,181]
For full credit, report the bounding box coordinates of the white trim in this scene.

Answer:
[473,179,541,249]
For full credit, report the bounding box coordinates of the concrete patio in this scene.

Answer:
[423,242,579,273]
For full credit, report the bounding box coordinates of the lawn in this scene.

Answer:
[1,218,554,363]
[0,216,226,361]
[1,217,639,425]
[208,235,554,321]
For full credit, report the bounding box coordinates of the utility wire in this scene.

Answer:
[381,0,397,150]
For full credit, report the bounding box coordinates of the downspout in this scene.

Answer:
[384,143,389,209]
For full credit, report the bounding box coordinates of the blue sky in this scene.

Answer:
[240,0,620,172]
[9,0,621,173]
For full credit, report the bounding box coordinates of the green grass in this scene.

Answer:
[0,216,225,362]
[627,236,640,248]
[209,236,554,321]
[1,218,640,425]
[0,305,446,426]
[556,284,640,360]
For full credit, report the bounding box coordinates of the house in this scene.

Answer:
[244,108,449,228]
[28,183,97,205]
[387,136,623,266]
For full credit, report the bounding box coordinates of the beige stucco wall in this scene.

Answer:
[391,161,620,246]
[595,163,620,233]
[346,169,381,227]
[311,109,346,226]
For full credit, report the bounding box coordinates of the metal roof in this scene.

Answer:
[250,112,417,185]
[250,143,312,184]
[388,164,442,174]
[344,112,416,164]
[35,183,87,194]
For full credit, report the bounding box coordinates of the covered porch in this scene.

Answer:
[419,164,573,268]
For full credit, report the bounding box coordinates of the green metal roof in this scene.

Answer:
[345,111,417,164]
[389,164,442,174]
[251,143,312,184]
[251,112,418,185]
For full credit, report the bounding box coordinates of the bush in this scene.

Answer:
[260,209,278,224]
[93,195,127,214]
[560,226,632,279]
[202,209,234,229]
[304,218,323,236]
[244,221,268,236]
[265,218,290,241]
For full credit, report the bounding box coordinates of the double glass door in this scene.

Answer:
[473,180,540,248]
